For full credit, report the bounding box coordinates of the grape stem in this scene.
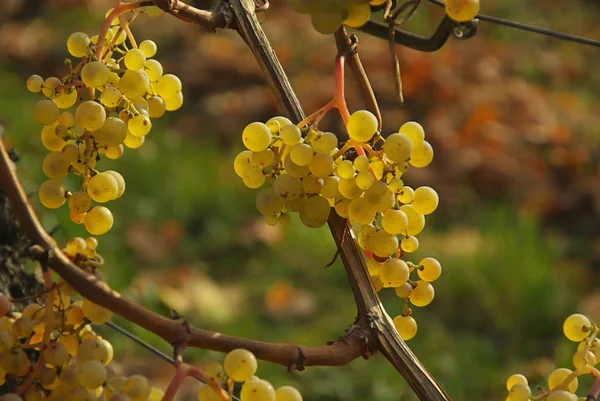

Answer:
[162,359,228,401]
[96,1,145,59]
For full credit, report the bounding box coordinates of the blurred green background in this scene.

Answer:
[1,0,600,400]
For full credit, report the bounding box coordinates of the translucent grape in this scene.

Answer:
[41,77,62,99]
[311,11,343,35]
[275,386,302,401]
[154,74,182,99]
[445,0,480,22]
[39,180,66,209]
[256,188,285,216]
[307,152,334,177]
[548,368,577,393]
[122,374,151,401]
[84,206,114,235]
[355,171,374,190]
[94,117,127,146]
[224,349,257,382]
[321,176,341,199]
[380,259,410,288]
[12,317,32,339]
[338,178,363,199]
[573,349,596,370]
[311,132,338,153]
[401,236,419,253]
[303,195,331,224]
[273,174,302,200]
[290,143,313,166]
[334,198,351,218]
[124,132,145,149]
[26,75,44,93]
[41,126,67,152]
[382,209,408,235]
[118,70,150,99]
[370,230,399,257]
[139,40,158,58]
[410,140,434,168]
[267,116,292,130]
[87,172,118,203]
[383,133,412,163]
[284,154,310,178]
[234,151,253,177]
[124,49,147,71]
[128,114,152,137]
[75,101,106,131]
[418,257,442,282]
[546,390,577,401]
[399,204,425,236]
[563,314,592,342]
[240,379,275,401]
[353,155,370,172]
[101,86,122,108]
[346,110,378,142]
[399,121,425,147]
[280,125,302,146]
[144,59,163,82]
[393,315,417,341]
[409,281,435,307]
[395,283,412,298]
[42,152,69,180]
[147,96,165,118]
[164,91,183,111]
[412,186,439,215]
[81,61,109,88]
[52,88,77,109]
[34,99,60,126]
[302,174,323,194]
[348,199,376,225]
[336,160,355,179]
[508,383,531,401]
[44,342,69,367]
[106,170,126,198]
[198,383,225,401]
[242,165,265,189]
[398,186,415,204]
[243,122,272,152]
[78,360,106,390]
[78,338,109,364]
[344,2,371,28]
[366,259,381,275]
[67,32,90,58]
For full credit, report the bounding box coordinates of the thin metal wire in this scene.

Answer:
[425,0,600,47]
[104,321,242,401]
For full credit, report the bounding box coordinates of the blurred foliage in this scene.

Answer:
[1,0,600,400]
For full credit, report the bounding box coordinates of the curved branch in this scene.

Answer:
[0,140,368,370]
[152,0,230,29]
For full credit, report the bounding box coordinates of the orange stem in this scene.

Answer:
[96,1,143,59]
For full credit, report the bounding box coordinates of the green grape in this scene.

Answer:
[104,144,123,159]
[412,186,439,215]
[392,315,417,341]
[267,116,292,130]
[383,133,412,163]
[398,186,415,203]
[273,174,302,200]
[380,259,410,287]
[42,152,69,179]
[139,40,157,58]
[34,99,60,126]
[122,375,151,401]
[42,77,62,99]
[256,188,285,216]
[409,280,435,307]
[344,2,371,28]
[321,176,341,199]
[334,198,351,218]
[77,360,106,390]
[338,178,363,199]
[336,160,356,179]
[154,74,182,99]
[382,209,408,235]
[27,74,44,93]
[399,204,425,236]
[87,172,118,203]
[41,126,67,152]
[370,230,399,257]
[69,191,92,214]
[312,132,338,153]
[410,140,434,168]
[240,379,275,401]
[508,383,531,401]
[124,49,147,71]
[197,383,224,401]
[389,177,404,193]
[128,114,152,137]
[418,257,441,282]
[548,368,577,392]
[234,150,253,177]
[75,101,106,131]
[395,282,412,298]
[124,132,145,149]
[275,386,302,401]
[164,91,183,111]
[267,119,281,133]
[147,96,165,118]
[94,117,127,146]
[284,154,310,178]
[346,110,378,142]
[563,314,592,342]
[242,165,265,189]
[445,0,479,22]
[84,206,114,235]
[44,342,69,367]
[118,69,150,99]
[348,198,376,225]
[355,171,374,190]
[280,125,302,146]
[67,32,90,58]
[401,236,419,253]
[302,174,324,194]
[506,374,528,392]
[399,121,425,147]
[573,349,596,370]
[105,170,126,198]
[100,86,122,108]
[144,59,163,82]
[366,259,381,275]
[353,155,370,172]
[303,195,331,224]
[224,348,257,382]
[311,11,343,35]
[243,122,272,152]
[52,88,78,109]
[290,143,313,166]
[81,61,109,88]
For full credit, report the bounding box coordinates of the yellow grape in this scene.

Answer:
[105,170,126,198]
[124,49,146,71]
[75,101,106,131]
[279,125,302,146]
[197,383,224,401]
[284,154,310,178]
[399,121,425,147]
[42,152,69,180]
[311,132,338,152]
[401,236,419,253]
[78,338,109,364]
[399,204,425,236]
[334,198,351,218]
[94,116,127,146]
[346,110,378,142]
[344,2,371,28]
[573,349,596,370]
[338,178,363,200]
[303,195,330,224]
[382,209,408,235]
[52,88,77,109]
[256,188,285,216]
[100,86,122,108]
[508,383,531,401]
[395,283,412,298]
[398,186,415,203]
[366,259,381,275]
[12,317,32,339]
[412,186,439,215]
[224,348,257,382]
[87,172,118,203]
[144,59,163,81]
[311,11,343,35]
[81,61,109,88]
[410,140,434,168]
[379,259,410,288]
[41,76,62,99]
[155,74,182,99]
[122,374,151,401]
[149,388,165,401]
[234,150,253,177]
[355,171,374,190]
[563,314,592,342]
[105,145,124,160]
[275,386,302,401]
[84,206,114,235]
[70,210,86,224]
[389,178,404,193]
[26,74,44,93]
[348,199,376,225]
[240,379,275,401]
[128,114,152,137]
[445,0,480,22]
[67,32,90,58]
[39,180,66,209]
[139,40,158,58]
[242,122,272,152]
[506,374,528,391]
[118,69,150,99]
[44,342,69,367]
[164,91,183,111]
[369,230,399,257]
[242,165,265,189]
[353,155,369,172]
[65,237,86,255]
[273,174,302,200]
[321,176,341,199]
[34,99,59,126]
[409,280,435,307]
[78,360,106,390]
[383,133,412,162]
[124,132,145,149]
[41,126,67,152]
[418,257,442,282]
[548,368,577,393]
[302,174,323,194]
[290,143,313,166]
[393,315,417,341]
[336,160,356,179]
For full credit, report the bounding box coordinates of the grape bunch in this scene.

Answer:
[289,0,386,34]
[234,110,441,339]
[505,314,599,401]
[28,6,183,236]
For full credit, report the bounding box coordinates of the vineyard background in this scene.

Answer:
[1,0,600,400]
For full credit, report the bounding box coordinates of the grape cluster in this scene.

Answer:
[505,314,599,401]
[28,8,183,236]
[289,0,386,34]
[234,110,441,339]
